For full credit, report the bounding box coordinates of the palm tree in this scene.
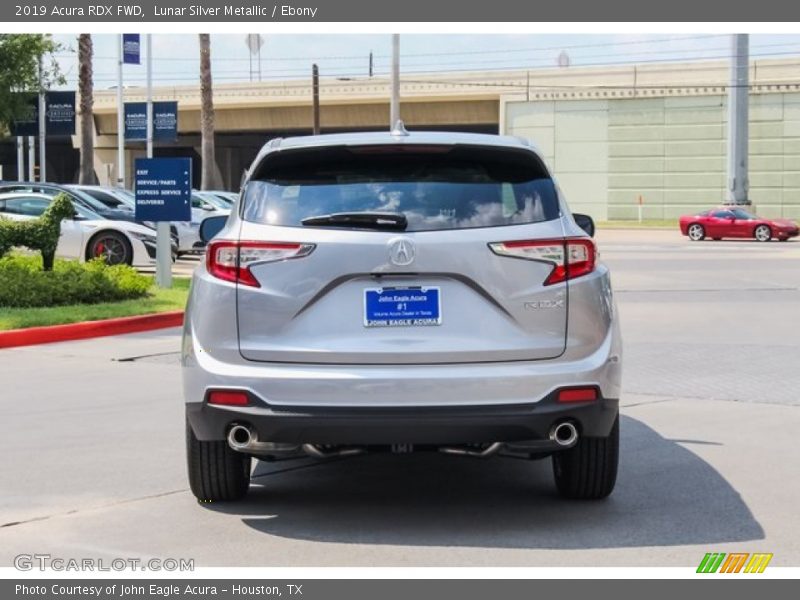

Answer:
[199,33,217,190]
[77,34,94,184]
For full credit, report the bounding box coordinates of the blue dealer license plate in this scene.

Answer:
[363,286,442,327]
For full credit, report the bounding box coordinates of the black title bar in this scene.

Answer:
[4,0,800,22]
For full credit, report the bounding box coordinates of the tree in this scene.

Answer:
[0,34,61,133]
[199,33,218,190]
[78,34,95,184]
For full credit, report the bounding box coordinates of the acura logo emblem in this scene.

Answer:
[388,238,415,266]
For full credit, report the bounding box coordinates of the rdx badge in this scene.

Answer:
[524,299,565,309]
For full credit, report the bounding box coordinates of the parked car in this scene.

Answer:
[203,190,238,207]
[67,184,134,213]
[0,192,171,266]
[70,185,199,256]
[0,182,137,224]
[183,130,622,502]
[192,190,232,215]
[679,207,799,242]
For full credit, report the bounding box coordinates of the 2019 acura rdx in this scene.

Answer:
[182,128,622,502]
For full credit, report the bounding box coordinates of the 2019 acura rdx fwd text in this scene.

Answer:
[182,127,622,502]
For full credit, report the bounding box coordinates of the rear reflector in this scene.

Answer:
[207,390,250,406]
[488,238,596,285]
[206,240,315,287]
[557,387,599,403]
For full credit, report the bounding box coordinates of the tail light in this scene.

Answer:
[557,387,599,403]
[206,240,315,287]
[207,390,250,406]
[488,238,596,285]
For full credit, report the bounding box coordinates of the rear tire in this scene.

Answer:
[552,415,619,500]
[186,421,251,502]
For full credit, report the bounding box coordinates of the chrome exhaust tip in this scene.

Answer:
[550,422,579,447]
[227,425,300,455]
[227,425,253,451]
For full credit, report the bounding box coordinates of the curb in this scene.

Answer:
[0,311,184,349]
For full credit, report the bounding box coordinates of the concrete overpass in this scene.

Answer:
[90,74,503,190]
[86,57,800,202]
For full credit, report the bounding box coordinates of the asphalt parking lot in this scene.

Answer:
[1,229,799,567]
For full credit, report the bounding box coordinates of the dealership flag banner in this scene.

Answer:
[9,92,75,137]
[122,33,141,64]
[8,93,39,137]
[125,101,179,142]
[44,91,76,136]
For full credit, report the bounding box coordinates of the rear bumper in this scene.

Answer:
[186,390,619,444]
[184,323,620,411]
[184,332,621,444]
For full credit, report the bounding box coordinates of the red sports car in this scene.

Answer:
[679,207,799,242]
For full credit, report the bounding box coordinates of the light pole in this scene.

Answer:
[16,137,24,181]
[727,34,749,206]
[147,34,171,289]
[116,34,125,188]
[312,63,320,135]
[27,136,35,181]
[38,54,46,182]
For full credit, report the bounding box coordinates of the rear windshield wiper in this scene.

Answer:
[301,212,408,231]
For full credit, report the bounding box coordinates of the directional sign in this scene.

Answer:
[124,101,178,142]
[134,158,192,222]
[123,34,141,65]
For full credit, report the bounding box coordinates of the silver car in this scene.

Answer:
[183,129,622,502]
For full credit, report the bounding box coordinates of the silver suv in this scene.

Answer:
[183,130,621,502]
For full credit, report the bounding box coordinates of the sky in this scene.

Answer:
[49,33,800,90]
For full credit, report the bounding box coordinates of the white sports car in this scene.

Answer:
[69,185,202,256]
[0,192,163,267]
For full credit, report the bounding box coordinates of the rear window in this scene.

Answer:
[242,144,560,231]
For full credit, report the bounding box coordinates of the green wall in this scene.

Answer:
[505,92,800,220]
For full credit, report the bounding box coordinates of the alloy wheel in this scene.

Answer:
[754,225,771,242]
[688,224,705,241]
[93,235,128,265]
